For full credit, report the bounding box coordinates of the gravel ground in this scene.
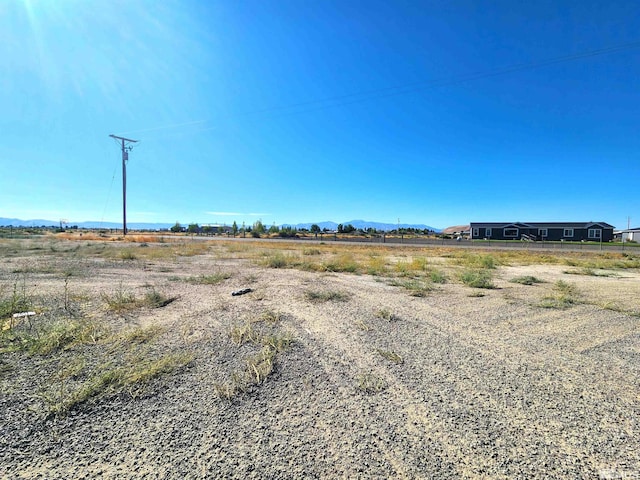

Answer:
[1,239,639,479]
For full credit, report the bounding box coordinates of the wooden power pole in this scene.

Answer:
[109,134,138,235]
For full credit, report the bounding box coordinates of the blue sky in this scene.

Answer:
[1,0,638,229]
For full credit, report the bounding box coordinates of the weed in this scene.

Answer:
[539,280,579,309]
[257,310,283,324]
[263,253,289,268]
[460,269,495,289]
[356,373,387,393]
[101,284,138,313]
[366,256,387,275]
[429,269,447,284]
[47,351,193,414]
[387,278,433,296]
[375,308,398,322]
[323,254,358,273]
[143,288,177,308]
[26,319,106,355]
[355,319,372,331]
[510,275,544,285]
[186,272,232,284]
[216,329,294,400]
[377,349,403,364]
[113,325,164,347]
[453,252,497,269]
[119,249,137,261]
[302,248,322,256]
[0,274,32,321]
[563,268,616,277]
[304,290,350,303]
[261,332,294,352]
[229,323,261,345]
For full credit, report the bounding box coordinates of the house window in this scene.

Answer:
[588,229,601,239]
[538,228,548,238]
[504,228,518,237]
[563,228,574,238]
[472,228,479,238]
[485,228,492,237]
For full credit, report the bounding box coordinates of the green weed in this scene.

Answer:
[510,275,544,285]
[460,269,495,289]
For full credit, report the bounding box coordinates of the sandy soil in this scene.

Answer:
[1,239,639,479]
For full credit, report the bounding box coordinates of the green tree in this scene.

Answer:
[268,223,280,234]
[310,224,320,238]
[232,221,238,237]
[253,219,266,234]
[187,223,200,234]
[170,222,182,233]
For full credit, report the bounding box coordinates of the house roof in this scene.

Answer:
[470,222,614,229]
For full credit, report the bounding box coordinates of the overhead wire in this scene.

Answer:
[114,39,640,138]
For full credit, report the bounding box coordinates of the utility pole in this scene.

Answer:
[109,134,138,235]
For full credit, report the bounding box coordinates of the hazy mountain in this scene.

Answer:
[292,220,440,232]
[0,218,174,230]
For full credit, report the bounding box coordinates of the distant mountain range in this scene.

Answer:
[290,220,440,232]
[0,218,174,230]
[0,217,441,232]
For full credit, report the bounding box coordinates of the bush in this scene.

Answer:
[460,269,495,289]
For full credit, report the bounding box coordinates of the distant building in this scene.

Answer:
[469,222,614,242]
[201,224,233,234]
[614,227,640,243]
[442,225,470,237]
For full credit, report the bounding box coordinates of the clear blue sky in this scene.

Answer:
[1,0,638,229]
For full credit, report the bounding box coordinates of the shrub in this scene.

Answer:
[510,275,543,285]
[460,269,495,289]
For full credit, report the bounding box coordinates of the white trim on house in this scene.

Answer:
[563,228,574,238]
[486,228,492,237]
[538,228,548,237]
[504,228,518,237]
[588,228,602,239]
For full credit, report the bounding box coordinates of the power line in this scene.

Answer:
[116,39,640,137]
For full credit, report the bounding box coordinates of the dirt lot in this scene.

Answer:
[1,236,639,479]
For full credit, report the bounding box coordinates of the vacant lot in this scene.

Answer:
[1,235,639,479]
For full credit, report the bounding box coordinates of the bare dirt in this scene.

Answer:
[1,238,639,479]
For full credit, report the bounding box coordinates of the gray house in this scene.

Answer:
[470,222,614,242]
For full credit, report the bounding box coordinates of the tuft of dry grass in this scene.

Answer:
[510,275,544,285]
[375,308,399,322]
[539,280,579,309]
[185,272,232,284]
[304,290,351,303]
[377,349,403,364]
[356,372,387,393]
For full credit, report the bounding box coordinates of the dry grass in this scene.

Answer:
[376,349,403,364]
[304,290,351,303]
[356,372,387,393]
[539,280,579,309]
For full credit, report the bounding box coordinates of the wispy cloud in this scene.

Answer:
[206,212,270,217]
